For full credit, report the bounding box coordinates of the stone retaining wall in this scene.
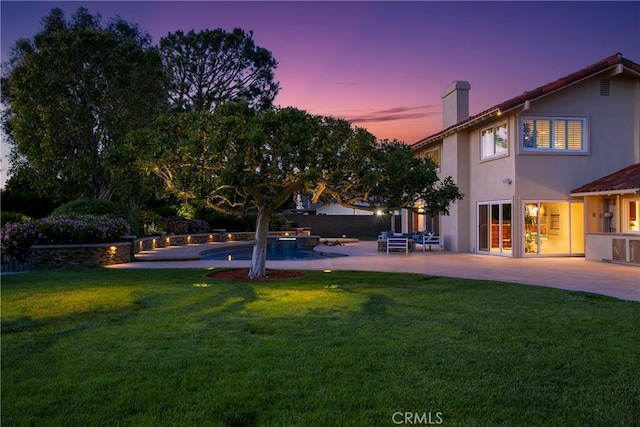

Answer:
[31,242,133,270]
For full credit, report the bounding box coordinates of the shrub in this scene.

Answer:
[269,213,292,231]
[164,217,211,234]
[51,198,139,233]
[201,211,255,232]
[51,198,131,219]
[1,211,31,227]
[187,219,211,234]
[1,215,131,263]
[164,217,189,235]
[135,209,165,236]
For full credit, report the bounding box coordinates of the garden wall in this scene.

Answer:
[31,242,133,270]
[29,229,316,269]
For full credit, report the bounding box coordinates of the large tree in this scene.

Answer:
[159,28,279,113]
[1,7,168,202]
[145,102,462,278]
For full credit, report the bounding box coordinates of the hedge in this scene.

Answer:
[1,215,131,263]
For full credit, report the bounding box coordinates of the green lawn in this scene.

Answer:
[2,269,639,426]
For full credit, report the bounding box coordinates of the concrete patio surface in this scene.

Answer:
[108,240,640,302]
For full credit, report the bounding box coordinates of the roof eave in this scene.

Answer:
[570,188,640,197]
[411,108,501,151]
[411,54,640,152]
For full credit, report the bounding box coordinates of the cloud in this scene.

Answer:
[342,105,438,124]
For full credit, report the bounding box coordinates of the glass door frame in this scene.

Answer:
[522,200,585,256]
[477,200,512,257]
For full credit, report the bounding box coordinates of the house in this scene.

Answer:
[408,53,640,263]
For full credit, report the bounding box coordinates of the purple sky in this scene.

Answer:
[1,1,639,150]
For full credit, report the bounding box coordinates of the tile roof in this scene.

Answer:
[570,163,640,195]
[411,53,640,150]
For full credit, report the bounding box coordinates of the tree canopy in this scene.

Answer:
[1,7,168,202]
[144,102,462,277]
[159,28,280,113]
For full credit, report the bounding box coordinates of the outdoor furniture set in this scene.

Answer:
[377,231,443,254]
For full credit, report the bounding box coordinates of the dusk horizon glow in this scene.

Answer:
[1,1,639,186]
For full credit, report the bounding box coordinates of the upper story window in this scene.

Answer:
[481,123,508,160]
[521,117,587,153]
[424,148,440,168]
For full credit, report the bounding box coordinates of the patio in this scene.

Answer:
[108,240,640,302]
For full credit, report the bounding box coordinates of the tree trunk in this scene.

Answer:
[249,208,271,278]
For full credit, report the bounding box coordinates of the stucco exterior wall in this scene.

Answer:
[585,233,640,264]
[515,74,639,200]
[463,117,519,253]
[440,132,471,252]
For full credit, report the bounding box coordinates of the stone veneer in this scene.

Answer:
[31,242,133,270]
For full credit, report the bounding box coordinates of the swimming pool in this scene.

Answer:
[200,245,341,261]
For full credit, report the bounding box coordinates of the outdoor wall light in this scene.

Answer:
[502,177,512,185]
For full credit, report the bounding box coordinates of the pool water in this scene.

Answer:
[201,245,340,261]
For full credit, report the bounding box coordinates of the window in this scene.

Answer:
[424,148,440,168]
[481,123,508,159]
[624,199,640,233]
[521,117,587,153]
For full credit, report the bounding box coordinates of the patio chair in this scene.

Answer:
[386,236,409,255]
[417,232,442,252]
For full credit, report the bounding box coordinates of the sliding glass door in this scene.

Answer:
[478,202,512,256]
[523,201,584,255]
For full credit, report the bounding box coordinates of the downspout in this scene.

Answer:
[634,79,640,163]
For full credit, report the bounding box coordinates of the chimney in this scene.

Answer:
[441,81,470,128]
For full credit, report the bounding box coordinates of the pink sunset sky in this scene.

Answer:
[1,1,639,150]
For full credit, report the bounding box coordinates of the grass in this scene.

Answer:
[2,268,639,426]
